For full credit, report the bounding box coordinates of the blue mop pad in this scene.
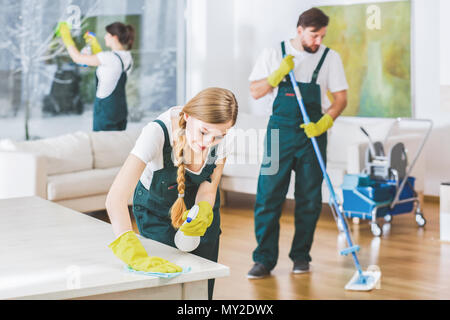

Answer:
[124,266,191,278]
[345,270,381,291]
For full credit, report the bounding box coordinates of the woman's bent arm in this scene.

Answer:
[106,154,146,237]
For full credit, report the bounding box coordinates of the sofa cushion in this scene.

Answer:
[47,167,121,201]
[223,154,261,179]
[0,132,93,175]
[90,129,140,169]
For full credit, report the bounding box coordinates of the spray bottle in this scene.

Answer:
[78,31,96,67]
[174,205,200,252]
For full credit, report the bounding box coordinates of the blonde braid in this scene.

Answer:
[169,87,239,227]
[170,113,187,228]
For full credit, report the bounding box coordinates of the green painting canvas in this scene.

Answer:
[319,1,411,117]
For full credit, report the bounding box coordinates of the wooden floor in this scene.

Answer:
[212,192,450,300]
[92,192,450,300]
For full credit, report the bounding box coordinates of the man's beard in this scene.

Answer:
[302,40,319,53]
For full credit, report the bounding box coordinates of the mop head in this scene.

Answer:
[124,266,191,279]
[345,270,381,291]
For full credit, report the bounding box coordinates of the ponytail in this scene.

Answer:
[125,24,135,50]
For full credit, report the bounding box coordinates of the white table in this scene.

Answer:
[0,197,229,300]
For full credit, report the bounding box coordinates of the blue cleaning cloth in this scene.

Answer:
[124,266,191,278]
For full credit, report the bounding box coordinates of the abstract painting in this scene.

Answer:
[320,1,411,117]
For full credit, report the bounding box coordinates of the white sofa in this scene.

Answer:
[220,112,426,205]
[0,114,426,212]
[0,129,141,213]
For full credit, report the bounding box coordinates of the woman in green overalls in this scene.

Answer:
[57,22,134,131]
[105,88,238,300]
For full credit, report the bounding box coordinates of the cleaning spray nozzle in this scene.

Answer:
[175,204,201,252]
[84,31,96,38]
[186,205,199,223]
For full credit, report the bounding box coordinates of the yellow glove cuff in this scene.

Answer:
[318,113,334,131]
[267,71,285,88]
[182,201,213,221]
[198,201,213,211]
[108,230,136,251]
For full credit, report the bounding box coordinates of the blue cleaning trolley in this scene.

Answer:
[341,118,433,237]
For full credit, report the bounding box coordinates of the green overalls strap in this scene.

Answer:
[132,119,221,299]
[310,44,330,84]
[93,52,130,131]
[252,42,329,271]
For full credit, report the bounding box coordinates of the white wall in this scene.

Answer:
[437,0,450,195]
[440,0,450,86]
[186,0,449,196]
[186,0,412,113]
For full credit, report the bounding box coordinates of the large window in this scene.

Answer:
[0,0,186,140]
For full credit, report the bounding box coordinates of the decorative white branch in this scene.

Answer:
[0,0,100,139]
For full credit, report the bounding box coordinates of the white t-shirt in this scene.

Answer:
[249,41,348,114]
[96,50,133,99]
[131,106,234,190]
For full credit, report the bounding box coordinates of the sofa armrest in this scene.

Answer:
[0,151,47,199]
[346,134,426,192]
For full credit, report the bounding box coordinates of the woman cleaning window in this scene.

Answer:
[57,21,134,131]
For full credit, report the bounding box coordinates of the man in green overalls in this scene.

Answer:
[247,8,348,278]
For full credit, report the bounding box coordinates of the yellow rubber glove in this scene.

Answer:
[267,55,295,87]
[54,21,70,37]
[108,231,182,273]
[83,31,103,54]
[56,22,76,48]
[300,113,334,138]
[180,201,213,237]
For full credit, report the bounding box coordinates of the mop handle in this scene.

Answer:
[287,72,337,206]
[287,70,364,275]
